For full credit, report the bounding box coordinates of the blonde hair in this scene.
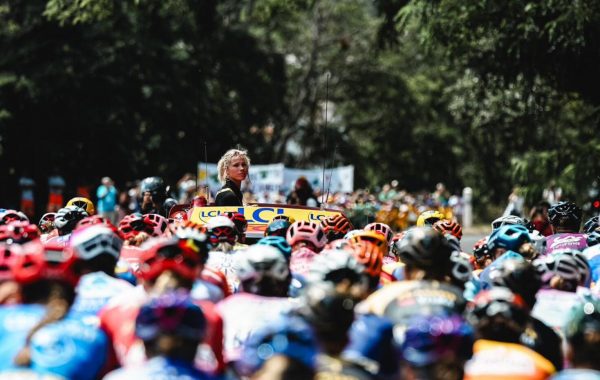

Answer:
[217,148,250,184]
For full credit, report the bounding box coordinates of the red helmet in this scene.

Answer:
[76,215,116,230]
[364,222,393,244]
[0,221,40,244]
[0,243,22,281]
[286,221,327,252]
[119,213,168,240]
[432,220,463,240]
[136,238,202,282]
[200,267,231,299]
[12,240,81,286]
[321,214,353,241]
[225,212,248,236]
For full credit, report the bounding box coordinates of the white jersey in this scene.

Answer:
[206,250,243,293]
[217,293,293,363]
[531,288,592,337]
[69,272,133,321]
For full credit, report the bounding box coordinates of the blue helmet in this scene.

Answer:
[237,315,317,376]
[487,224,531,252]
[398,314,474,367]
[256,236,292,260]
[136,291,206,341]
[265,219,292,238]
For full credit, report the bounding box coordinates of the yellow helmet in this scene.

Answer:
[347,230,388,254]
[66,197,96,215]
[416,210,444,227]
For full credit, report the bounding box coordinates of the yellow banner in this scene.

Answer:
[189,205,343,237]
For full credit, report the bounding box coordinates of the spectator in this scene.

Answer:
[96,177,118,225]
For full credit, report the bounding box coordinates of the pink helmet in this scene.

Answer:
[364,222,393,244]
[286,221,327,252]
[0,210,29,226]
[143,214,169,237]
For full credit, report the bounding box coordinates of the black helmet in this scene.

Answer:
[395,227,453,271]
[296,283,356,340]
[141,177,166,198]
[489,259,541,309]
[467,287,529,330]
[548,201,582,230]
[587,227,600,247]
[583,216,600,234]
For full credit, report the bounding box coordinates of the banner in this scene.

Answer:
[197,162,354,195]
[189,204,344,238]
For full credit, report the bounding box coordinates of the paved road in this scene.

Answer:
[461,233,486,252]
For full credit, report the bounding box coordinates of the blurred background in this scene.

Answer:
[1,0,599,221]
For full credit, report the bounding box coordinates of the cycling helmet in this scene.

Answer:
[389,232,406,258]
[76,215,116,231]
[449,251,472,286]
[118,213,145,240]
[12,240,81,286]
[69,225,122,261]
[225,212,248,236]
[394,227,453,269]
[472,237,489,260]
[321,214,353,241]
[587,227,600,247]
[297,282,356,339]
[344,229,363,240]
[265,219,292,238]
[398,314,474,367]
[172,221,211,263]
[54,206,89,235]
[137,237,202,282]
[38,213,56,233]
[491,215,526,230]
[324,238,355,253]
[0,221,40,244]
[238,315,317,376]
[66,197,96,215]
[257,236,292,260]
[136,291,206,341]
[416,210,444,227]
[364,222,393,244]
[564,299,600,346]
[206,215,237,245]
[306,249,365,285]
[555,248,591,287]
[533,251,587,291]
[432,220,463,240]
[144,214,169,236]
[487,224,531,253]
[466,287,528,328]
[548,201,582,229]
[272,215,296,224]
[583,216,600,234]
[489,259,540,309]
[351,241,383,279]
[286,221,327,252]
[0,209,29,225]
[140,176,166,200]
[236,245,289,284]
[347,230,388,254]
[0,243,21,281]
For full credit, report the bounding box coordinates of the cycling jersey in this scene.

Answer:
[521,317,563,371]
[99,286,225,375]
[69,271,133,319]
[0,304,108,380]
[551,369,600,380]
[206,250,243,293]
[217,293,294,363]
[103,356,213,380]
[465,339,556,380]
[544,233,588,255]
[531,288,592,337]
[289,247,317,276]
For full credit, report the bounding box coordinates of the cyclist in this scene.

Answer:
[321,214,353,242]
[287,221,327,276]
[205,215,243,292]
[545,201,588,254]
[104,292,212,379]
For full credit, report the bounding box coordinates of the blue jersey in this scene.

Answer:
[104,357,214,380]
[69,271,133,319]
[0,305,108,380]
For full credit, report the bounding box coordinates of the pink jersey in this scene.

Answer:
[290,247,317,276]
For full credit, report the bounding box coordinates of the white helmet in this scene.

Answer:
[306,249,364,285]
[69,225,122,260]
[206,215,235,231]
[236,245,289,283]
